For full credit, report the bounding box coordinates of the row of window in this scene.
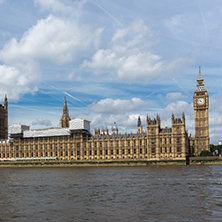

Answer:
[0,147,182,158]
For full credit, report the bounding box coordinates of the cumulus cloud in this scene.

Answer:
[90,113,146,133]
[0,15,103,100]
[82,18,192,83]
[89,97,147,114]
[0,15,103,65]
[32,118,52,126]
[162,101,193,119]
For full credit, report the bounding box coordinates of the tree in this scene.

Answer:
[200,150,212,156]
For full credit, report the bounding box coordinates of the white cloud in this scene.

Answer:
[32,118,52,126]
[166,92,187,103]
[0,15,103,65]
[89,97,147,114]
[34,0,72,14]
[82,18,192,83]
[0,63,39,100]
[0,15,103,100]
[162,101,193,119]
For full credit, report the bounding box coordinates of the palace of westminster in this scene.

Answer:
[0,67,210,161]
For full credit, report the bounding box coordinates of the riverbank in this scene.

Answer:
[0,157,222,167]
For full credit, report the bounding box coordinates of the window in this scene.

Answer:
[111,142,113,147]
[89,142,91,148]
[60,144,63,149]
[100,142,102,147]
[140,140,142,146]
[177,147,181,153]
[128,141,130,146]
[122,149,125,154]
[151,129,154,134]
[66,151,68,156]
[134,140,136,146]
[160,139,162,144]
[111,150,113,155]
[169,147,172,153]
[105,150,108,155]
[165,147,167,153]
[77,143,80,148]
[71,151,73,156]
[177,138,180,144]
[94,142,97,148]
[128,149,131,154]
[77,151,80,155]
[89,150,92,155]
[169,139,171,144]
[177,127,180,133]
[165,138,167,144]
[116,141,119,147]
[61,151,63,156]
[84,151,87,155]
[95,150,97,155]
[116,149,119,155]
[134,149,136,154]
[151,147,155,154]
[100,150,102,155]
[66,144,68,149]
[122,141,124,147]
[151,139,155,145]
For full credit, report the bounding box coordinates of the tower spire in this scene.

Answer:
[197,65,203,80]
[60,95,71,128]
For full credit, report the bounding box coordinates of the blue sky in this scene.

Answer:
[0,0,222,144]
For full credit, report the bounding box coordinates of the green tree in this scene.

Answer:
[200,150,212,156]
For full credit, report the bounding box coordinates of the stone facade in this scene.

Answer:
[0,95,8,140]
[193,66,210,155]
[0,67,210,160]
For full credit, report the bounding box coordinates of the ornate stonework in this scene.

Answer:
[0,95,8,140]
[193,66,210,155]
[0,67,211,160]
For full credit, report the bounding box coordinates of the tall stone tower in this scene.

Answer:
[193,66,210,155]
[60,96,71,128]
[137,116,142,134]
[0,95,8,140]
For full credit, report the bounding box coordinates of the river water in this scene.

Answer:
[0,165,222,222]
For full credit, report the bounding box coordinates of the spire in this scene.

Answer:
[137,116,141,127]
[4,94,8,110]
[195,65,206,92]
[60,95,71,128]
[197,65,203,81]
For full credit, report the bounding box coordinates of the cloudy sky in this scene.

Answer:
[0,0,222,144]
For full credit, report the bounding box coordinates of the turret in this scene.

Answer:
[137,116,142,134]
[60,95,71,128]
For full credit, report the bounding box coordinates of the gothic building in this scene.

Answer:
[0,95,8,140]
[193,66,210,155]
[0,67,210,161]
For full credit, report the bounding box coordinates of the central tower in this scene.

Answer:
[193,66,210,155]
[60,96,71,128]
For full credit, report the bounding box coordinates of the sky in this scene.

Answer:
[0,0,222,144]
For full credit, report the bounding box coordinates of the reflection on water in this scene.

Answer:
[0,165,222,222]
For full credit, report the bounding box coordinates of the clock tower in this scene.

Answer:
[193,66,210,155]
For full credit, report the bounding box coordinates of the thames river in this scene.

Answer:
[0,165,222,222]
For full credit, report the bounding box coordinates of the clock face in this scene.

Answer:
[197,98,205,105]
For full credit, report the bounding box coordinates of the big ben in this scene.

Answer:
[193,66,210,155]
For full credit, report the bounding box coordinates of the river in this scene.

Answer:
[0,165,221,222]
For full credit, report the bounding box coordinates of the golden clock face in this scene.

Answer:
[197,97,205,105]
